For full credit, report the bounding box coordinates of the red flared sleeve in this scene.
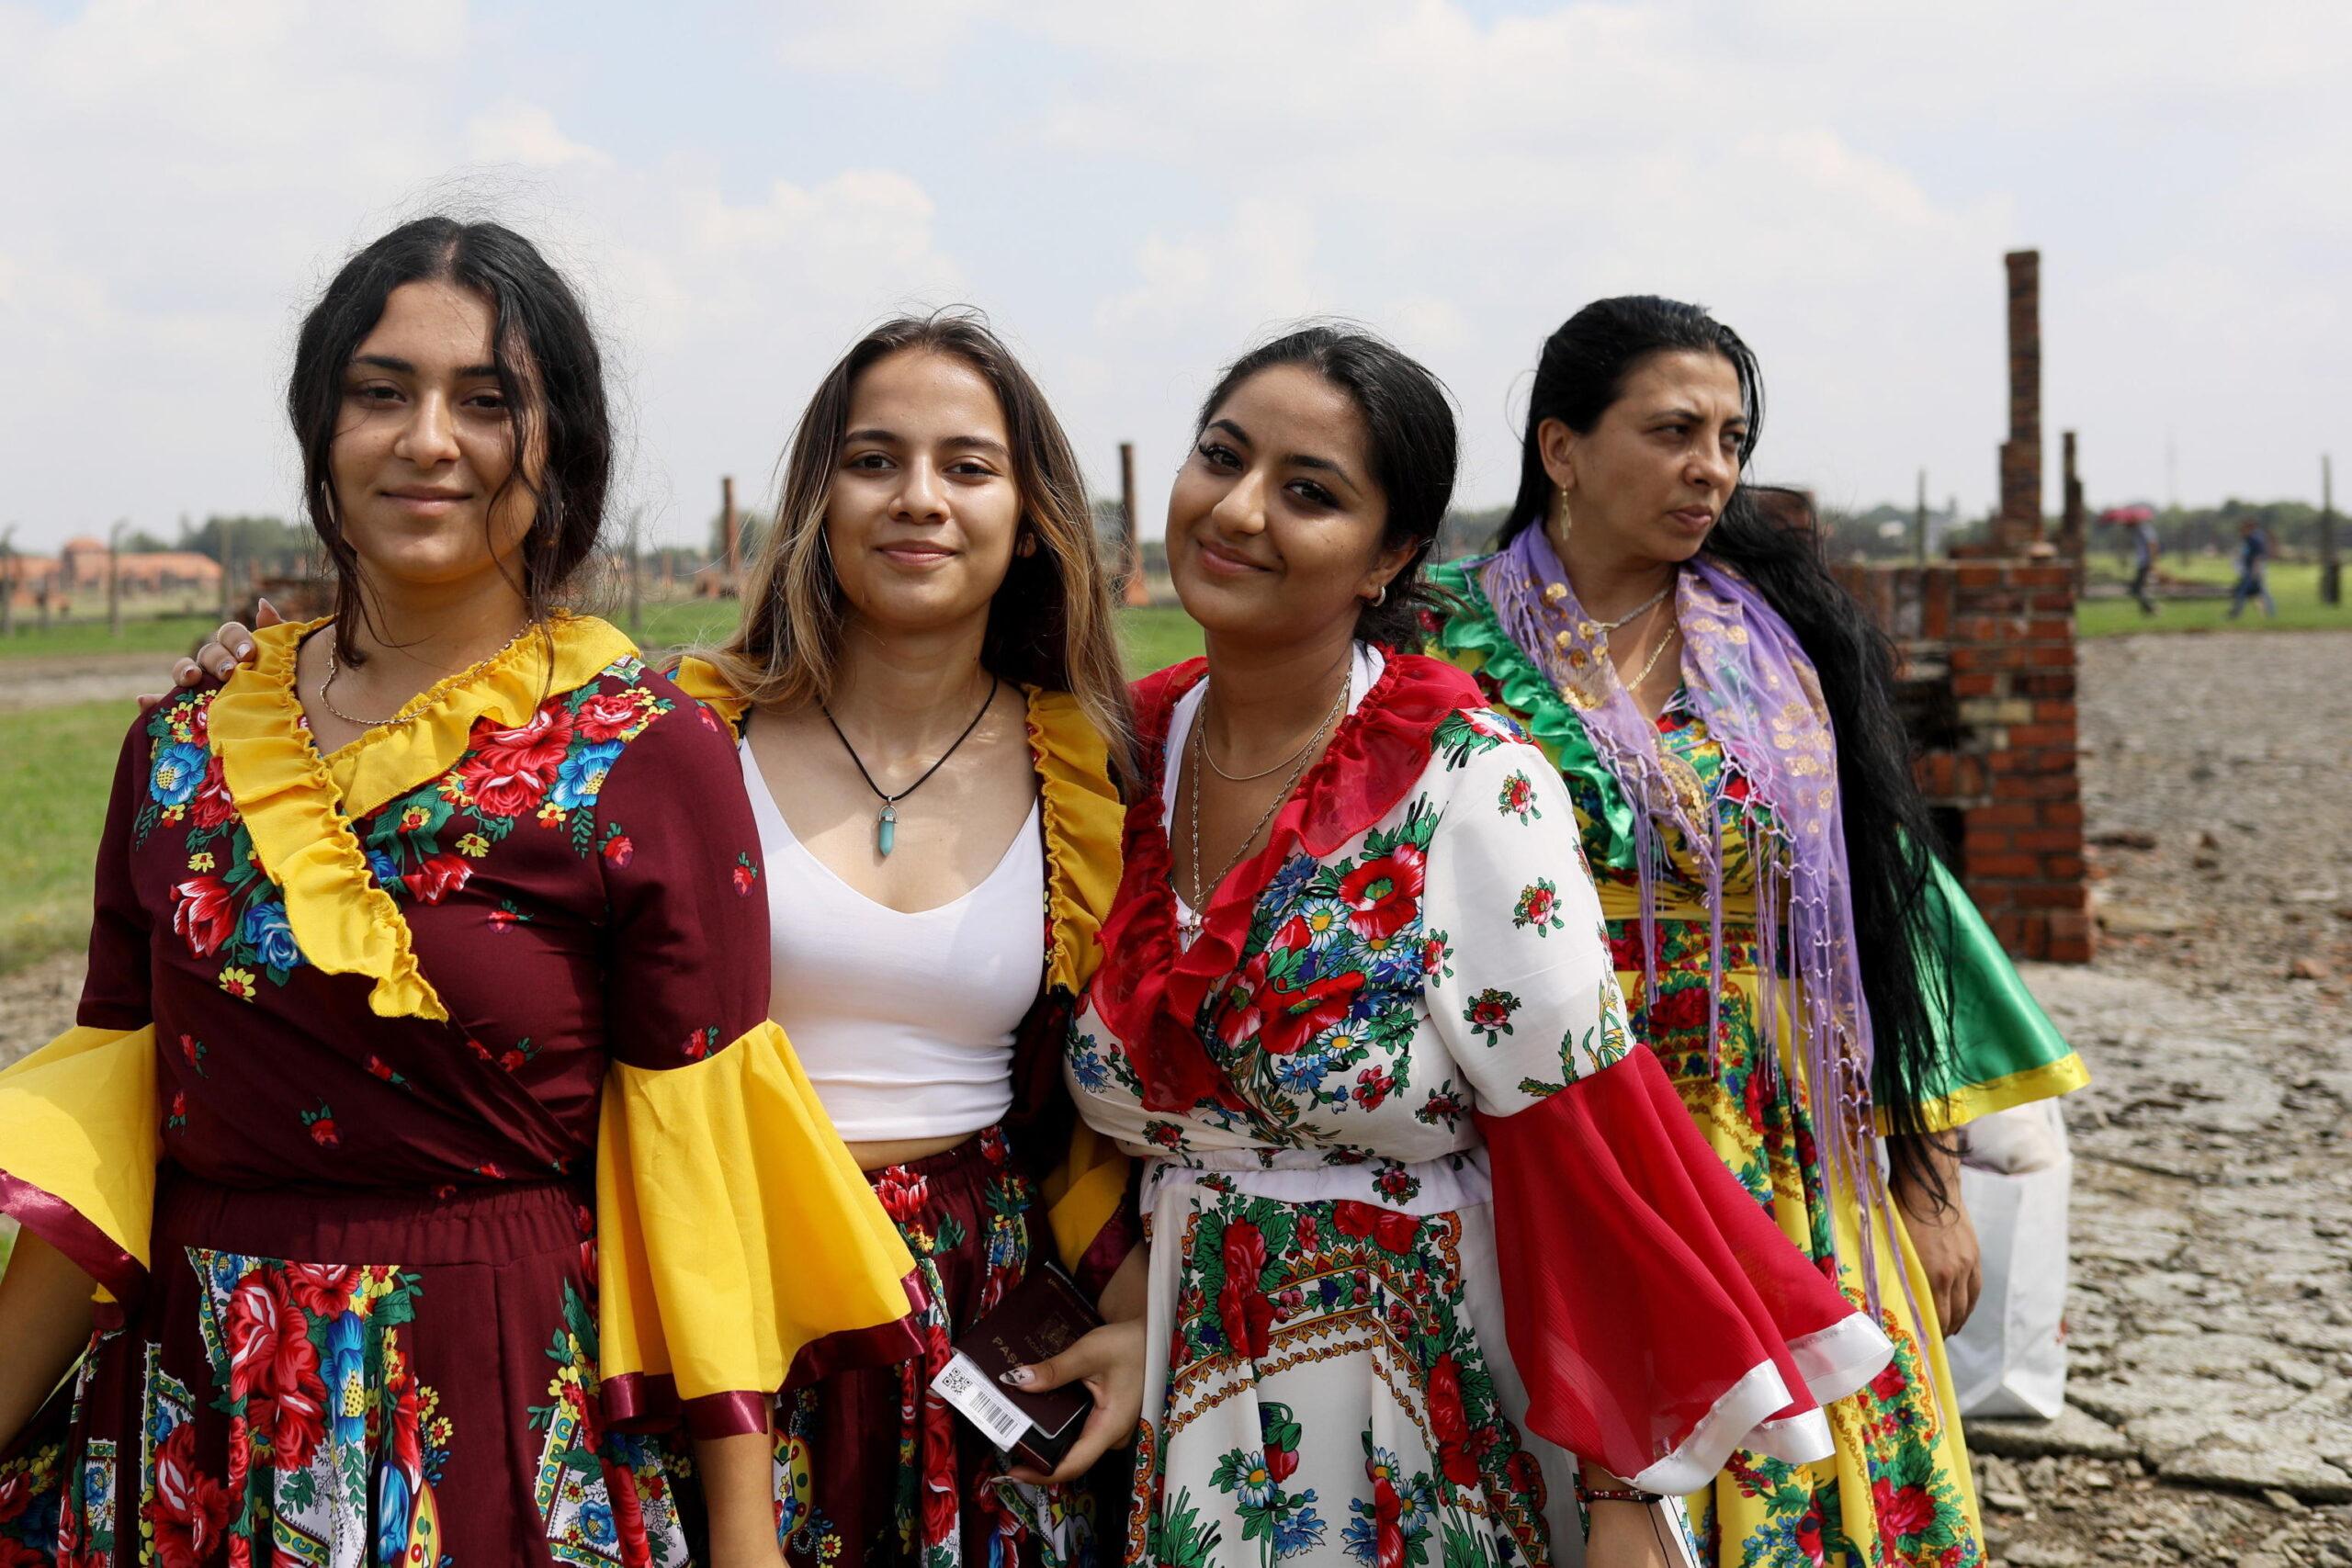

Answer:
[1422,735,1890,1494]
[1476,1050,1891,1495]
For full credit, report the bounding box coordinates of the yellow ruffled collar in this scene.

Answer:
[207,613,639,1021]
[672,657,1122,994]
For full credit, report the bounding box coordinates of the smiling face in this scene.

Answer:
[1542,348,1748,567]
[822,348,1022,640]
[1168,362,1410,651]
[328,279,539,596]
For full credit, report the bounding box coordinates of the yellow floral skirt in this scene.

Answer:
[1615,921,1984,1568]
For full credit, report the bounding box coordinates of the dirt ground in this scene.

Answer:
[0,652,172,713]
[1968,629,2352,1565]
[3,631,2348,1562]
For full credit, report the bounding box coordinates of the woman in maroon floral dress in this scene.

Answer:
[0,218,919,1567]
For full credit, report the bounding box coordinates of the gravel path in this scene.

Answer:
[1969,630,2352,1564]
[4,631,2349,1560]
[0,653,173,713]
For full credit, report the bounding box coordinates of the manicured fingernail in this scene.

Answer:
[235,642,253,658]
[999,1367,1033,1387]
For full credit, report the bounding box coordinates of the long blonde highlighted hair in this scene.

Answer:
[692,310,1135,781]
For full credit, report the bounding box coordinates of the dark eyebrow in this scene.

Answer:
[1208,417,1358,493]
[1650,404,1748,431]
[1288,452,1356,486]
[845,429,1011,461]
[350,355,501,379]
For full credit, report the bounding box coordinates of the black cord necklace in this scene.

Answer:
[819,677,999,857]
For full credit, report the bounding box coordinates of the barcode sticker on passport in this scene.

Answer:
[931,1351,1030,1450]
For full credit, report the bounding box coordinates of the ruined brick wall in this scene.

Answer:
[1840,558,2093,964]
[1992,249,2044,558]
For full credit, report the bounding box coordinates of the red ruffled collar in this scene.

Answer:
[1091,651,1485,1111]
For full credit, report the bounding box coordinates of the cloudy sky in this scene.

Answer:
[2,0,2343,554]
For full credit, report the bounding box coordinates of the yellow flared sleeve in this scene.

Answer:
[1024,686,1125,997]
[1023,685,1136,1289]
[1040,1118,1132,1282]
[594,1020,920,1436]
[0,1024,159,1303]
[667,655,751,736]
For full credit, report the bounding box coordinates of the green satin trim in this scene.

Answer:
[1908,852,2086,1128]
[1428,558,1640,876]
[1431,560,2083,1125]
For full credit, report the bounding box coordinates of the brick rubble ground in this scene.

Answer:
[3,631,2348,1562]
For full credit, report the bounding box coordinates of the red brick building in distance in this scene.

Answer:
[6,536,223,613]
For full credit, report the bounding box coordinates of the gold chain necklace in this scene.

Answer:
[320,623,532,729]
[1584,581,1671,636]
[1182,679,1348,942]
[1619,619,1679,695]
[1201,687,1349,783]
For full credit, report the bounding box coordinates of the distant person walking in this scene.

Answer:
[2229,516,2276,618]
[2128,512,2160,615]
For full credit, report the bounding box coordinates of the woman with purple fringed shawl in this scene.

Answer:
[1430,296,2088,1568]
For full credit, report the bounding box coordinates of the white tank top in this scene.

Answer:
[739,739,1039,1142]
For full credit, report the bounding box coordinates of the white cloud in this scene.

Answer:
[0,3,971,550]
[2,0,2345,550]
[773,0,1006,86]
[467,102,613,170]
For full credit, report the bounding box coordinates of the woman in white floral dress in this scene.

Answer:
[1050,328,1894,1568]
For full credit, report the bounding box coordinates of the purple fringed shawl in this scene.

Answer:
[1478,523,1897,1303]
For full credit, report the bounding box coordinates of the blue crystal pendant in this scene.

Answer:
[876,801,898,857]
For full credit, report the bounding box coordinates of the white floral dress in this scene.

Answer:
[1069,650,1891,1568]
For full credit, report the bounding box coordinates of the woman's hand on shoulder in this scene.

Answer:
[1001,1314,1148,1485]
[136,599,279,710]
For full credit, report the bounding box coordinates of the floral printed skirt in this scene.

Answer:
[772,1126,1097,1568]
[1127,1156,1696,1568]
[1621,933,1985,1568]
[0,1169,690,1568]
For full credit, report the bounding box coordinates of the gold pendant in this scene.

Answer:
[1658,751,1706,818]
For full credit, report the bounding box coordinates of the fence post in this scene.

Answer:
[1120,442,1148,607]
[721,476,740,595]
[108,520,127,637]
[2323,455,2340,607]
[626,510,644,634]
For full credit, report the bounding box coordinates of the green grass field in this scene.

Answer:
[0,605,1208,975]
[2077,558,2344,638]
[0,613,225,660]
[10,575,2342,976]
[0,699,128,973]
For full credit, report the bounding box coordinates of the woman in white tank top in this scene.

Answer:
[152,311,1148,1567]
[672,312,1146,1568]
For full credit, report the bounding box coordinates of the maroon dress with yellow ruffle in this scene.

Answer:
[0,615,919,1566]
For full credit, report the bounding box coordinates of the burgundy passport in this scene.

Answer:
[931,1262,1101,1472]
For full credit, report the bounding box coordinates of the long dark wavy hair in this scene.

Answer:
[288,217,611,665]
[1498,295,1957,1198]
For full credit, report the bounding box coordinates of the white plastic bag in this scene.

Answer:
[1945,1100,2072,1418]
